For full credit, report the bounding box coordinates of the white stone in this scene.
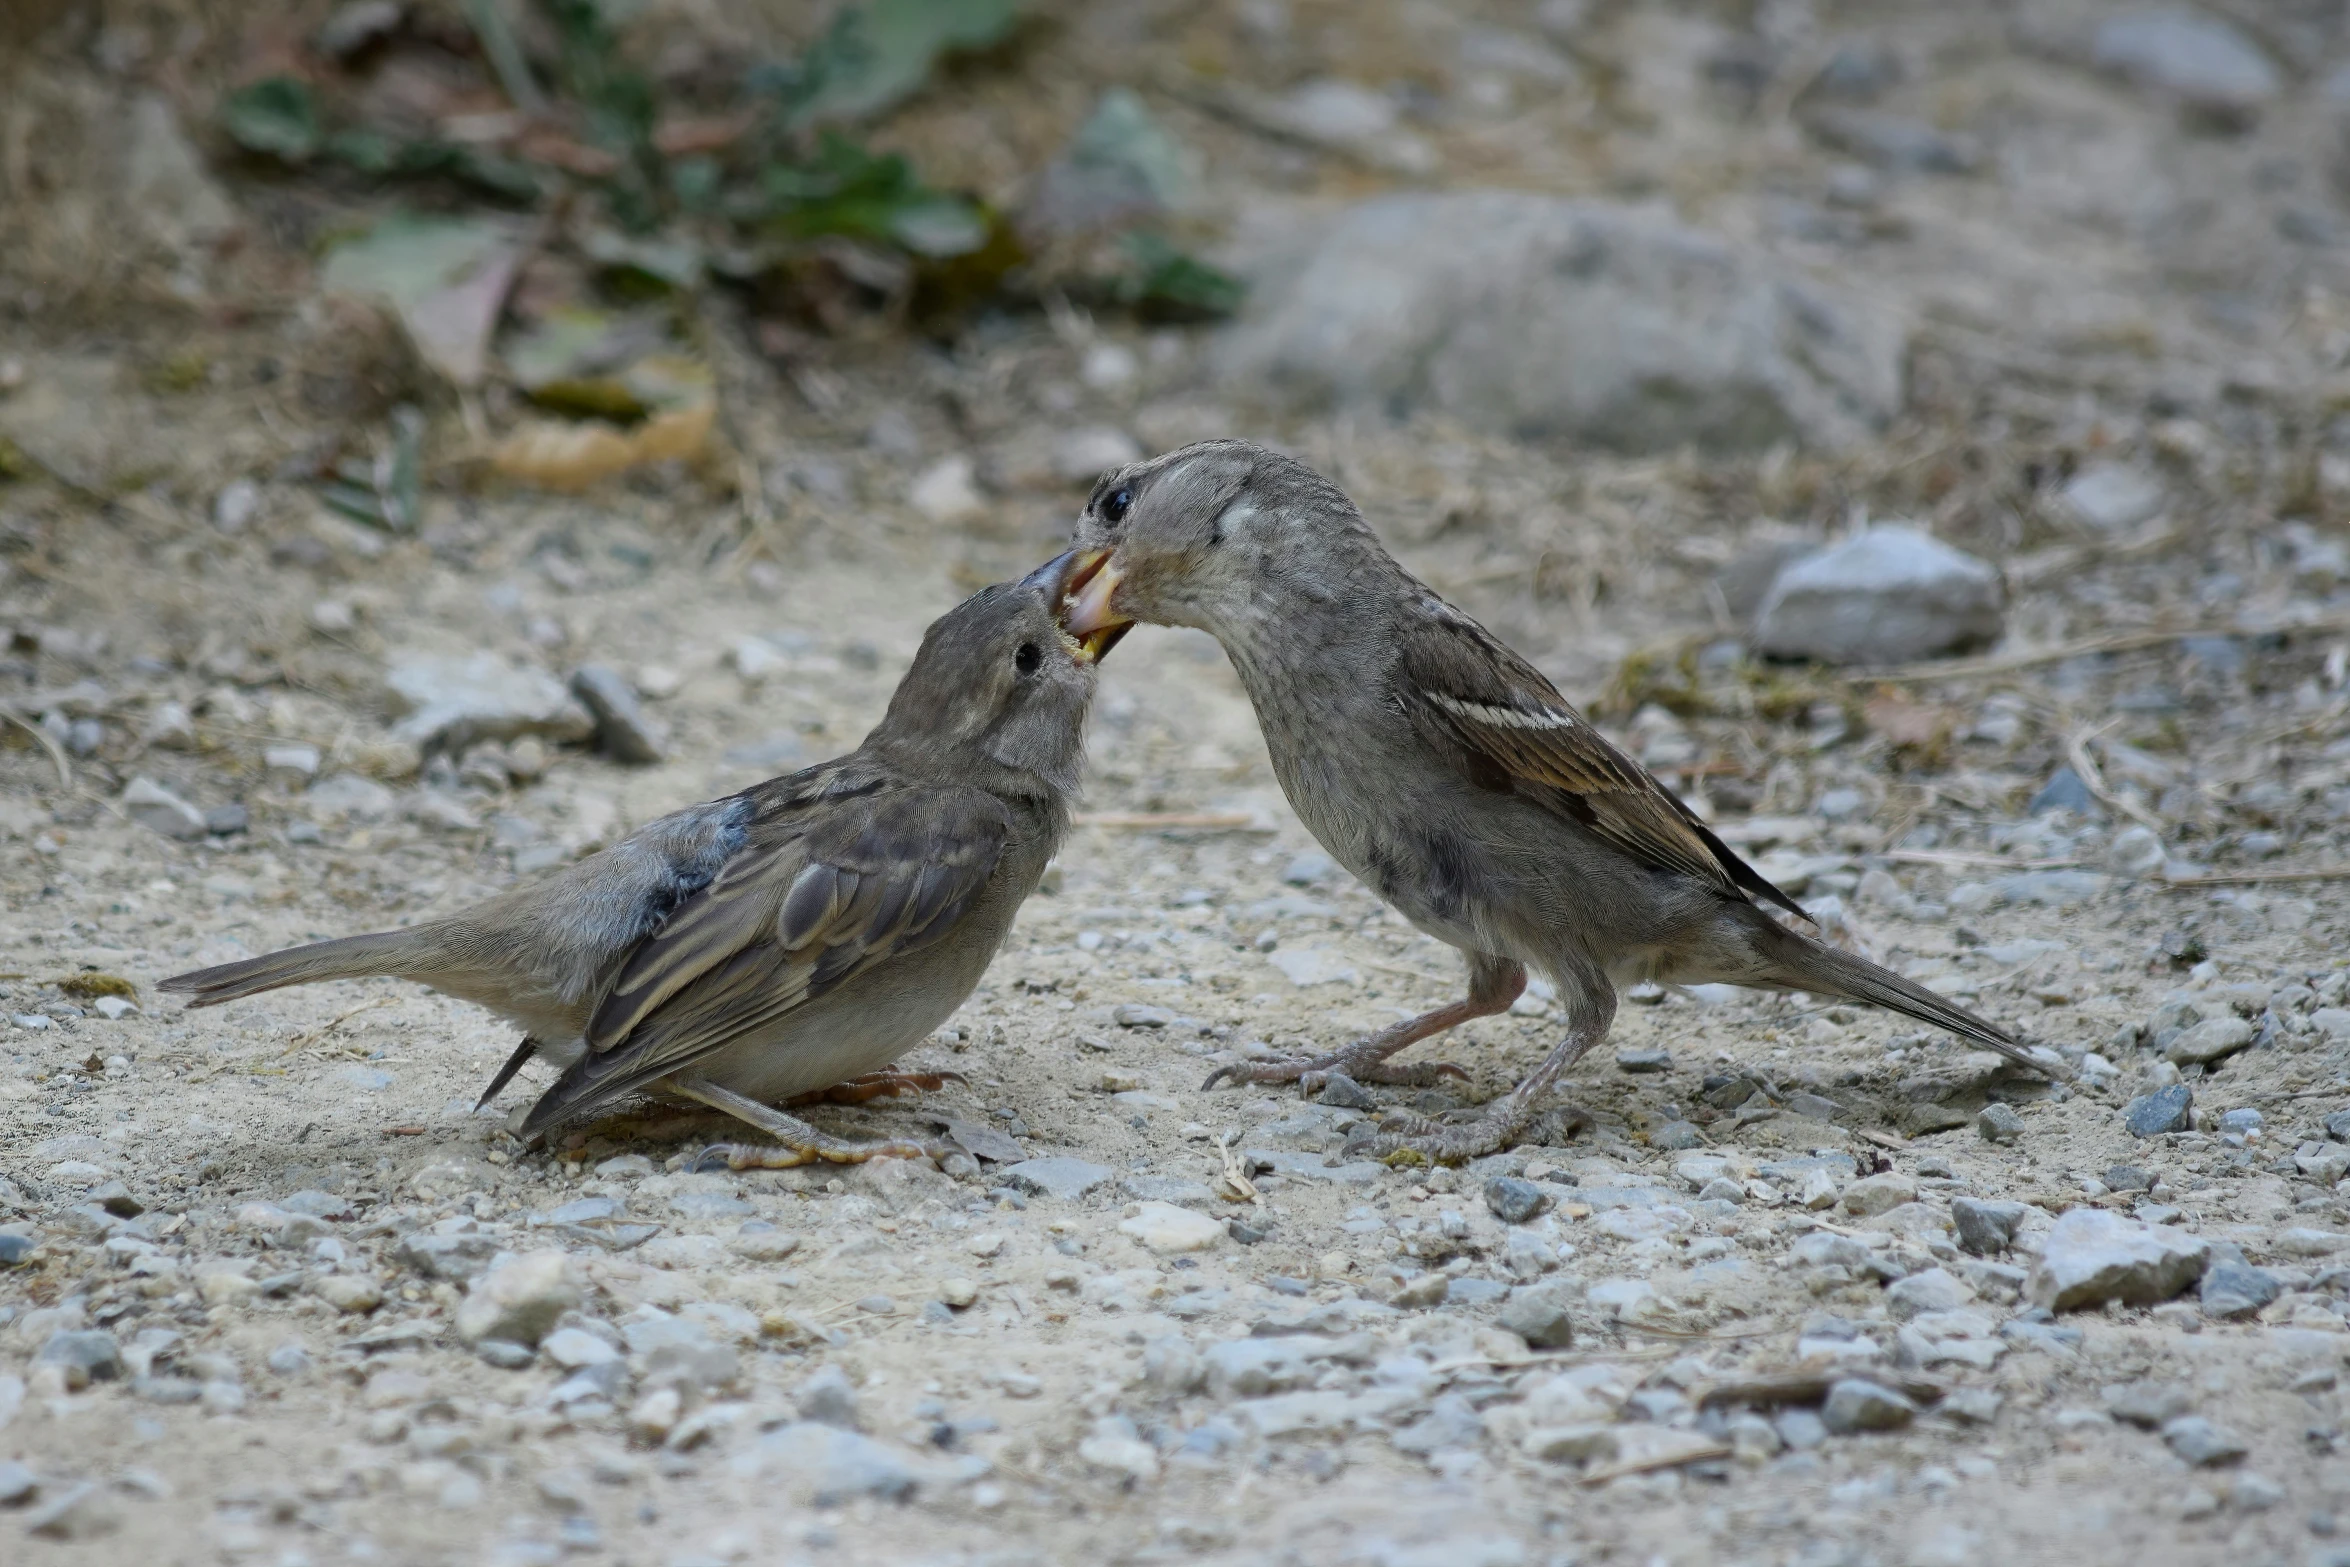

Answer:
[908,456,985,524]
[384,653,593,753]
[1751,527,2004,666]
[121,776,207,840]
[2027,1209,2209,1311]
[454,1251,580,1346]
[2059,462,2165,531]
[1118,1201,1223,1254]
[1267,947,1359,988]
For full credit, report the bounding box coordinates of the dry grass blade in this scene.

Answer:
[2159,865,2350,889]
[281,997,402,1056]
[2064,721,2164,831]
[1577,1440,1733,1486]
[0,704,73,790]
[1215,1129,1259,1204]
[1880,850,2084,870]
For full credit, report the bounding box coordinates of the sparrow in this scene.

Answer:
[162,555,1128,1169]
[1057,439,2058,1164]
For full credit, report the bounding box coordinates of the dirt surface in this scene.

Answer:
[6,3,2350,1566]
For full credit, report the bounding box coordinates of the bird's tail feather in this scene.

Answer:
[158,930,431,1008]
[1751,925,2065,1080]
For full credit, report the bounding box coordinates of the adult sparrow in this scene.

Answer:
[164,555,1128,1168]
[1058,440,2056,1163]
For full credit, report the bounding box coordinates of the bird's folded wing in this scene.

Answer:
[1397,611,1808,922]
[553,785,1013,1101]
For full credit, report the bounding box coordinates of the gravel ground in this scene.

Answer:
[6,1,2350,1563]
[4,501,2348,1567]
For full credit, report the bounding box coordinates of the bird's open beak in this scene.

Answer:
[1058,548,1133,664]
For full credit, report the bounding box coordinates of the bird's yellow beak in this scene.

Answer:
[1059,549,1133,664]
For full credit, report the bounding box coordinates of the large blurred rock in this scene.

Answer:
[2090,9,2279,119]
[385,652,595,755]
[1750,526,2004,665]
[1214,194,1905,453]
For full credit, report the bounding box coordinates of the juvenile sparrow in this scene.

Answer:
[163,555,1127,1168]
[1059,440,2056,1164]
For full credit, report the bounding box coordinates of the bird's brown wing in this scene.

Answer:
[1396,600,1809,923]
[520,783,1012,1130]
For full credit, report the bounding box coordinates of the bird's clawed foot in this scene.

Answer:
[1201,1046,1468,1093]
[1340,1099,1545,1167]
[691,1133,949,1172]
[787,1069,968,1107]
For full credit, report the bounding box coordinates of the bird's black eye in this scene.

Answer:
[1101,486,1133,524]
[1014,642,1042,675]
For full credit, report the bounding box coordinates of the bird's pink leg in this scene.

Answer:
[787,1069,969,1107]
[1202,956,1524,1093]
[1344,966,1616,1165]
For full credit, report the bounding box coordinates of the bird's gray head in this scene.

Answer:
[874,553,1116,799]
[1059,439,1381,647]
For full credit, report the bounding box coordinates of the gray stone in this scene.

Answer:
[1886,1268,1970,1321]
[1651,1121,1705,1151]
[1751,527,2003,666]
[22,1481,119,1540]
[1202,1338,1318,1398]
[730,1422,921,1505]
[569,666,667,765]
[265,1343,310,1376]
[1842,1173,1918,1217]
[2327,1109,2350,1141]
[1315,1072,1379,1110]
[2092,10,2280,115]
[2105,1381,2190,1428]
[1485,1176,1550,1225]
[1776,1407,1829,1450]
[2167,1016,2254,1066]
[2028,1208,2209,1311]
[1615,1047,1672,1074]
[205,803,249,836]
[1942,1387,2002,1426]
[454,1251,580,1346]
[622,1315,738,1393]
[305,773,398,823]
[2217,1107,2264,1135]
[2198,1262,2281,1319]
[794,1364,860,1429]
[475,1339,535,1370]
[0,1459,35,1505]
[1216,193,1905,455]
[2029,766,2099,817]
[2124,1084,2194,1137]
[1806,108,1978,173]
[2161,1415,2248,1467]
[1000,1158,1114,1201]
[1120,1175,1218,1207]
[2060,462,2166,532]
[1821,1378,1916,1433]
[396,1230,500,1282]
[1391,1392,1484,1458]
[1445,1276,1510,1307]
[1977,1103,2026,1145]
[1497,1280,1577,1348]
[121,776,207,840]
[37,1330,123,1385]
[384,652,594,755]
[2106,825,2168,878]
[1113,1004,1174,1028]
[1282,851,1337,885]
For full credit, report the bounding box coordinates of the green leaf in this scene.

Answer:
[221,77,321,163]
[786,0,1027,129]
[1113,232,1244,321]
[319,213,525,387]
